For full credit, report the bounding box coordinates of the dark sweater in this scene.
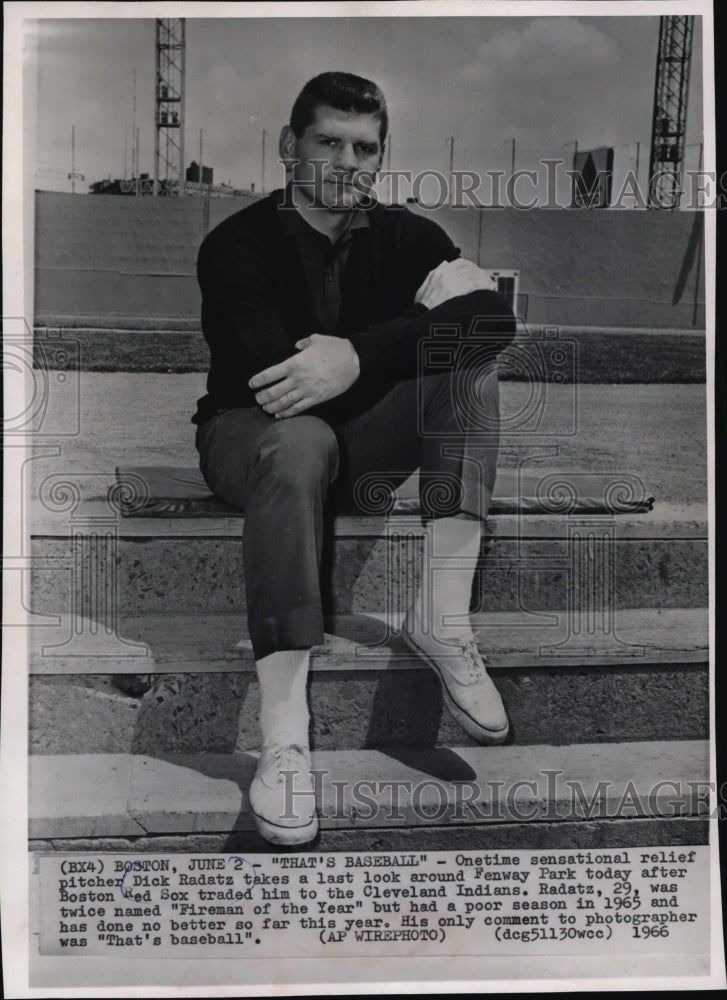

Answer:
[193,189,516,425]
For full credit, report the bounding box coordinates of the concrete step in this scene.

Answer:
[29,504,708,617]
[25,378,708,511]
[28,740,709,852]
[28,608,708,752]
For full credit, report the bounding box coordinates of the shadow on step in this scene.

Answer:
[129,674,253,755]
[371,747,477,782]
[322,613,510,759]
[152,751,276,852]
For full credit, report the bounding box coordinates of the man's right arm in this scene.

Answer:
[198,233,296,376]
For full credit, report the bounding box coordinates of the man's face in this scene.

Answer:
[281,105,384,210]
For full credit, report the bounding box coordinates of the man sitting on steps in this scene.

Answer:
[192,72,517,846]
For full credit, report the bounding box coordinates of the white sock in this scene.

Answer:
[407,516,481,644]
[256,649,311,749]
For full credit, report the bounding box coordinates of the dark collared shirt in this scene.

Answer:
[278,201,369,334]
[194,189,516,426]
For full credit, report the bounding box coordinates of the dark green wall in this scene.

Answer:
[34,191,705,328]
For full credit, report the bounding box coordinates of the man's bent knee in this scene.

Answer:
[255,415,339,485]
[421,364,500,436]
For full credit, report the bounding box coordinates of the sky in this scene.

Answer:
[27,11,705,204]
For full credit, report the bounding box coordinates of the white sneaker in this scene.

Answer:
[248,743,318,845]
[402,629,509,745]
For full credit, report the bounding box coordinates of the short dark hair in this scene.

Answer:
[290,72,388,143]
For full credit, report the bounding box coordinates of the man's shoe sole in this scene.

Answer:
[250,807,319,846]
[402,630,510,745]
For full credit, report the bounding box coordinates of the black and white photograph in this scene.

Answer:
[1,0,722,994]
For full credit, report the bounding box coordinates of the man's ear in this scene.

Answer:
[279,125,297,164]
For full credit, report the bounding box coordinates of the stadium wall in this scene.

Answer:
[34,191,705,328]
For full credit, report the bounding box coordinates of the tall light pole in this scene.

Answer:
[261,129,267,195]
[625,140,641,188]
[687,140,703,173]
[648,15,694,209]
[502,137,517,207]
[562,139,579,166]
[154,18,186,196]
[686,141,704,207]
[562,140,580,207]
[131,68,137,178]
[448,135,455,206]
[68,124,84,193]
[508,137,516,177]
[622,141,642,206]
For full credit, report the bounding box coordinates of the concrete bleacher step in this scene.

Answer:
[24,372,708,844]
[28,607,708,673]
[29,504,708,618]
[28,607,708,753]
[28,740,710,851]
